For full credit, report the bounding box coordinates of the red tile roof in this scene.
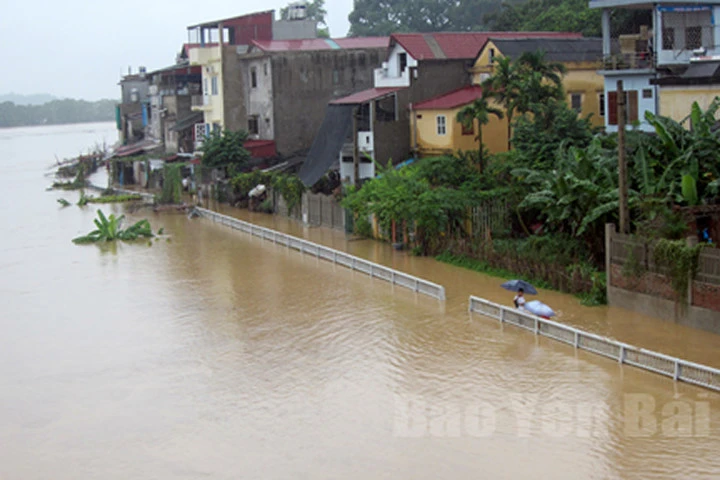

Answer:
[330,87,404,105]
[412,86,484,110]
[391,32,583,61]
[251,37,389,52]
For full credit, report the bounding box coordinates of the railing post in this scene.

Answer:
[499,308,505,323]
[415,279,419,292]
[619,345,625,364]
[391,271,395,284]
[333,251,337,263]
[674,361,681,381]
[534,317,539,335]
[574,331,579,348]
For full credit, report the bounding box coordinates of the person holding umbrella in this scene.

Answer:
[501,279,537,311]
[513,288,526,310]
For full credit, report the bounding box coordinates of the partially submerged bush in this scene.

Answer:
[72,209,156,244]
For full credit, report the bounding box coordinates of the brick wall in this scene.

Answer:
[692,281,720,311]
[609,264,678,301]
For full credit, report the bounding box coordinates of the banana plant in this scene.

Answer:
[73,209,155,244]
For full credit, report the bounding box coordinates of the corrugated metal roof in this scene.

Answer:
[413,86,484,110]
[329,87,404,105]
[487,38,603,63]
[251,36,389,52]
[391,31,583,61]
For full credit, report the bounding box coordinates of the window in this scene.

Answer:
[211,76,218,95]
[570,93,582,112]
[685,26,702,49]
[375,94,397,122]
[250,67,257,88]
[212,123,221,134]
[607,90,639,126]
[643,88,653,99]
[662,28,675,50]
[489,48,495,64]
[598,93,605,117]
[398,53,407,74]
[436,115,447,135]
[461,120,474,136]
[248,116,259,135]
[204,78,208,96]
[263,63,268,76]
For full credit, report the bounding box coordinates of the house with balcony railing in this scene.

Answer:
[590,0,720,130]
[146,61,202,153]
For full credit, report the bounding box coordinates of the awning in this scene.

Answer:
[330,87,404,105]
[170,112,204,132]
[298,104,354,186]
[682,61,720,79]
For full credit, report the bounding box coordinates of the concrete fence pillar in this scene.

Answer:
[605,223,616,299]
[686,235,698,306]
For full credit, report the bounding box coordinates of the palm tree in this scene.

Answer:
[481,56,519,151]
[456,96,504,173]
[514,50,567,114]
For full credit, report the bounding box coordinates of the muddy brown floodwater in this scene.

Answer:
[1,123,718,480]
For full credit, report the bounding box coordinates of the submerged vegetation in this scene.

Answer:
[72,210,156,244]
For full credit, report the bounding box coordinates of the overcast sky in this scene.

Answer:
[0,0,353,101]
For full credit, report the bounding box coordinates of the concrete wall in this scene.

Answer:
[605,224,720,334]
[222,45,246,132]
[271,48,385,156]
[272,19,317,40]
[162,95,193,153]
[659,84,720,122]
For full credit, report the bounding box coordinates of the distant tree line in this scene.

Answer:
[347,0,649,38]
[0,99,117,128]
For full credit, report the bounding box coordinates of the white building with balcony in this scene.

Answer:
[590,0,720,131]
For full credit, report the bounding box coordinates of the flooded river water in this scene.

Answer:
[1,122,718,479]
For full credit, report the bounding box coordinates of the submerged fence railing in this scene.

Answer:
[194,207,446,301]
[469,296,720,392]
[87,183,156,202]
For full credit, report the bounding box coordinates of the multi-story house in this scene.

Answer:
[299,31,581,186]
[146,60,202,153]
[590,0,720,129]
[186,8,317,144]
[408,37,604,159]
[116,67,150,146]
[239,37,388,160]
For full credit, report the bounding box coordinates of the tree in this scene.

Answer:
[456,97,504,173]
[481,56,520,151]
[280,0,329,36]
[484,0,602,37]
[200,129,251,172]
[513,51,566,114]
[348,0,503,36]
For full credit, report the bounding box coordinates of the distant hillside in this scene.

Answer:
[0,93,57,105]
[0,98,118,128]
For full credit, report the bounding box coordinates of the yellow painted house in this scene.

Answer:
[471,37,606,129]
[411,85,508,157]
[412,37,605,158]
[652,60,720,123]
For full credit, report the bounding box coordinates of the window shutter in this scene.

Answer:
[608,91,618,125]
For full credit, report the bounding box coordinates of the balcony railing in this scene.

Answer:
[602,53,654,71]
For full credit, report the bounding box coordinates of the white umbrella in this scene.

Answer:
[524,300,556,318]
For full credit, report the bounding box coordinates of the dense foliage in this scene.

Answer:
[348,0,502,36]
[231,170,307,213]
[0,99,116,128]
[200,130,251,171]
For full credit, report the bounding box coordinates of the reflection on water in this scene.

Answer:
[0,123,718,480]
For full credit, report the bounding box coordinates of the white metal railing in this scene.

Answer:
[194,207,446,301]
[469,296,720,392]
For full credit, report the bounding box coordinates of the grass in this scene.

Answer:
[436,251,607,306]
[88,194,143,203]
[436,251,554,290]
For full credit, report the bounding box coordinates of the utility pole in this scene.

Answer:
[353,107,360,188]
[617,80,630,234]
